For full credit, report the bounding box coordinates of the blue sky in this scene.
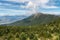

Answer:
[0,0,60,16]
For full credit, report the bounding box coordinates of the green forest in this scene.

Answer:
[0,20,60,40]
[0,14,60,40]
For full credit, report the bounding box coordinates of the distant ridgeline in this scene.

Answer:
[4,13,60,26]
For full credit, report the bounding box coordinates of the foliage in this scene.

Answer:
[0,14,60,40]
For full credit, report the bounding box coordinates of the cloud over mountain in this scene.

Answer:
[0,0,60,16]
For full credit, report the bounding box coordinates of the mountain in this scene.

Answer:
[7,13,60,26]
[0,15,27,25]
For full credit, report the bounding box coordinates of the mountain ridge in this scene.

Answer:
[6,13,60,26]
[0,15,27,25]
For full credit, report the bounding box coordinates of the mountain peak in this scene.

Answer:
[33,13,43,18]
[5,13,60,26]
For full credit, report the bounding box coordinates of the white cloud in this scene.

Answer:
[37,0,59,9]
[42,11,60,15]
[0,8,29,16]
[3,0,50,14]
[41,5,58,9]
[5,0,59,9]
[5,0,29,2]
[20,1,34,8]
[1,0,60,16]
[26,1,34,8]
[46,6,58,8]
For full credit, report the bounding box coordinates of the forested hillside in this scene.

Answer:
[9,13,60,26]
[0,13,60,40]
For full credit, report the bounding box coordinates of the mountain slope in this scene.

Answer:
[0,16,27,25]
[8,13,60,26]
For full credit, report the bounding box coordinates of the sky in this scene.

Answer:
[0,0,60,16]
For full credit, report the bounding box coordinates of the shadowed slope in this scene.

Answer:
[7,13,60,26]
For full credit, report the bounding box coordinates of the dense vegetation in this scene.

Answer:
[0,13,60,40]
[0,21,60,40]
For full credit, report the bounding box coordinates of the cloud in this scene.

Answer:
[41,5,58,9]
[0,7,30,16]
[5,0,28,2]
[46,0,60,8]
[0,0,29,10]
[1,0,58,10]
[47,0,60,7]
[0,0,60,16]
[42,11,60,15]
[1,0,60,9]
